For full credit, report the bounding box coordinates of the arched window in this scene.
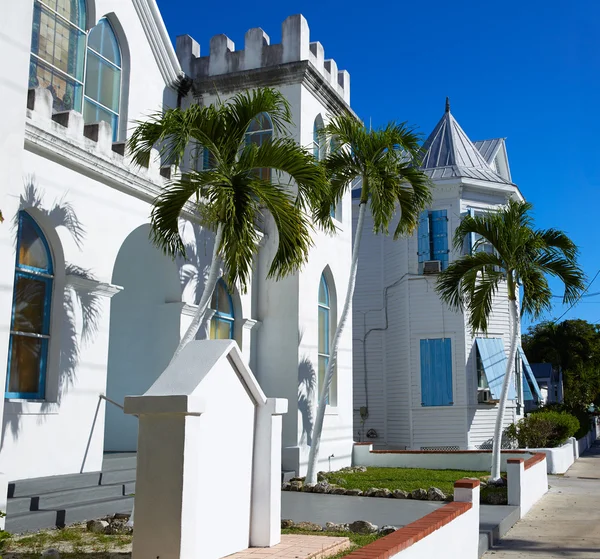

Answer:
[29,0,87,113]
[210,279,234,340]
[318,273,336,405]
[83,18,122,141]
[6,212,54,399]
[29,5,124,141]
[313,116,324,161]
[245,112,273,181]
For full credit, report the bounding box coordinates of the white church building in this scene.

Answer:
[352,101,542,450]
[0,0,355,498]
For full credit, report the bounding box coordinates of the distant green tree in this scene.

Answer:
[522,319,600,372]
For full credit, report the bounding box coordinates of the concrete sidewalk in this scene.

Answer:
[484,442,600,558]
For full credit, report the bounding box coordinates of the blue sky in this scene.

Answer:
[156,0,599,331]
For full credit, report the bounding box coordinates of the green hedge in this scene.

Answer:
[531,403,591,440]
[505,410,580,448]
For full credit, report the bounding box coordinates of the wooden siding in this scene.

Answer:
[467,404,518,449]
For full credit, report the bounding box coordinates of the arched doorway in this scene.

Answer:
[104,225,181,451]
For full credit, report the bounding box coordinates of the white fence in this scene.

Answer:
[507,454,548,518]
[344,479,480,559]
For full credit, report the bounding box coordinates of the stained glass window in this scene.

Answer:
[210,279,234,340]
[6,212,54,399]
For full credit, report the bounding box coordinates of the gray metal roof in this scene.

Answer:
[473,138,504,165]
[423,165,511,183]
[419,104,512,185]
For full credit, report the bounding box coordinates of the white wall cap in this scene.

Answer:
[141,340,267,406]
[265,397,288,415]
[124,394,205,416]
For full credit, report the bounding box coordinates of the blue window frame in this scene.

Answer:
[318,274,336,405]
[6,212,54,399]
[245,112,273,181]
[83,18,122,141]
[420,338,453,406]
[29,0,87,113]
[210,278,234,340]
[417,209,449,271]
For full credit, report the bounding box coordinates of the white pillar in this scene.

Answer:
[453,478,481,559]
[250,398,287,547]
[507,458,524,515]
[124,395,204,559]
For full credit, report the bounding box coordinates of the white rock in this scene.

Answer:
[86,519,109,533]
[41,549,61,558]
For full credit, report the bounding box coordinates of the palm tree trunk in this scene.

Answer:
[169,222,224,364]
[490,296,520,480]
[305,202,367,485]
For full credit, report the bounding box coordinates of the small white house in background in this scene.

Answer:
[0,2,353,485]
[352,101,543,450]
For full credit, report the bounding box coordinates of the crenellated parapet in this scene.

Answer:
[175,15,350,105]
[25,87,178,190]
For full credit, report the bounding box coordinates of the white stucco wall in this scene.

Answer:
[0,0,181,480]
[1,7,354,482]
[507,456,548,518]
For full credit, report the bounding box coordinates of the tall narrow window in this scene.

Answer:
[245,112,273,181]
[318,274,336,406]
[210,279,234,340]
[29,0,87,113]
[313,116,324,161]
[83,18,122,141]
[6,212,54,399]
[417,209,449,272]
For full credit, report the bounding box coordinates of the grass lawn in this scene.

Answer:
[0,524,132,558]
[282,528,381,559]
[322,467,488,494]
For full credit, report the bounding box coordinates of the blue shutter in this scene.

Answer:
[518,347,543,401]
[421,338,453,406]
[475,338,517,400]
[431,210,449,270]
[443,338,453,405]
[420,339,432,406]
[417,210,430,265]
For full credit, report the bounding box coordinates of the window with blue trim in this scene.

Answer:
[245,112,273,181]
[29,4,124,141]
[417,209,449,272]
[29,0,87,113]
[210,279,234,340]
[420,338,453,406]
[318,274,336,406]
[83,18,122,141]
[6,212,54,399]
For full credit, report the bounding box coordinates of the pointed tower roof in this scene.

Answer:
[420,99,512,184]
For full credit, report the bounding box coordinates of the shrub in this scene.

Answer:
[531,403,591,440]
[504,410,579,448]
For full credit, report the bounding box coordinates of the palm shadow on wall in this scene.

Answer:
[2,180,101,446]
[298,329,316,447]
[176,220,223,339]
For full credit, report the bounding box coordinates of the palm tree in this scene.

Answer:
[436,199,585,481]
[305,115,432,484]
[128,88,331,362]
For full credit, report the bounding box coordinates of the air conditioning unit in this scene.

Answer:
[423,260,442,274]
[478,389,491,403]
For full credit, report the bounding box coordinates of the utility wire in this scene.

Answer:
[552,269,600,324]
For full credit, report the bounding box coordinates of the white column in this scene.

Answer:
[250,397,288,547]
[124,395,204,559]
[507,458,524,514]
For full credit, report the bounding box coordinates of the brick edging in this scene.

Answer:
[343,502,472,559]
[524,453,546,470]
[369,449,535,455]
